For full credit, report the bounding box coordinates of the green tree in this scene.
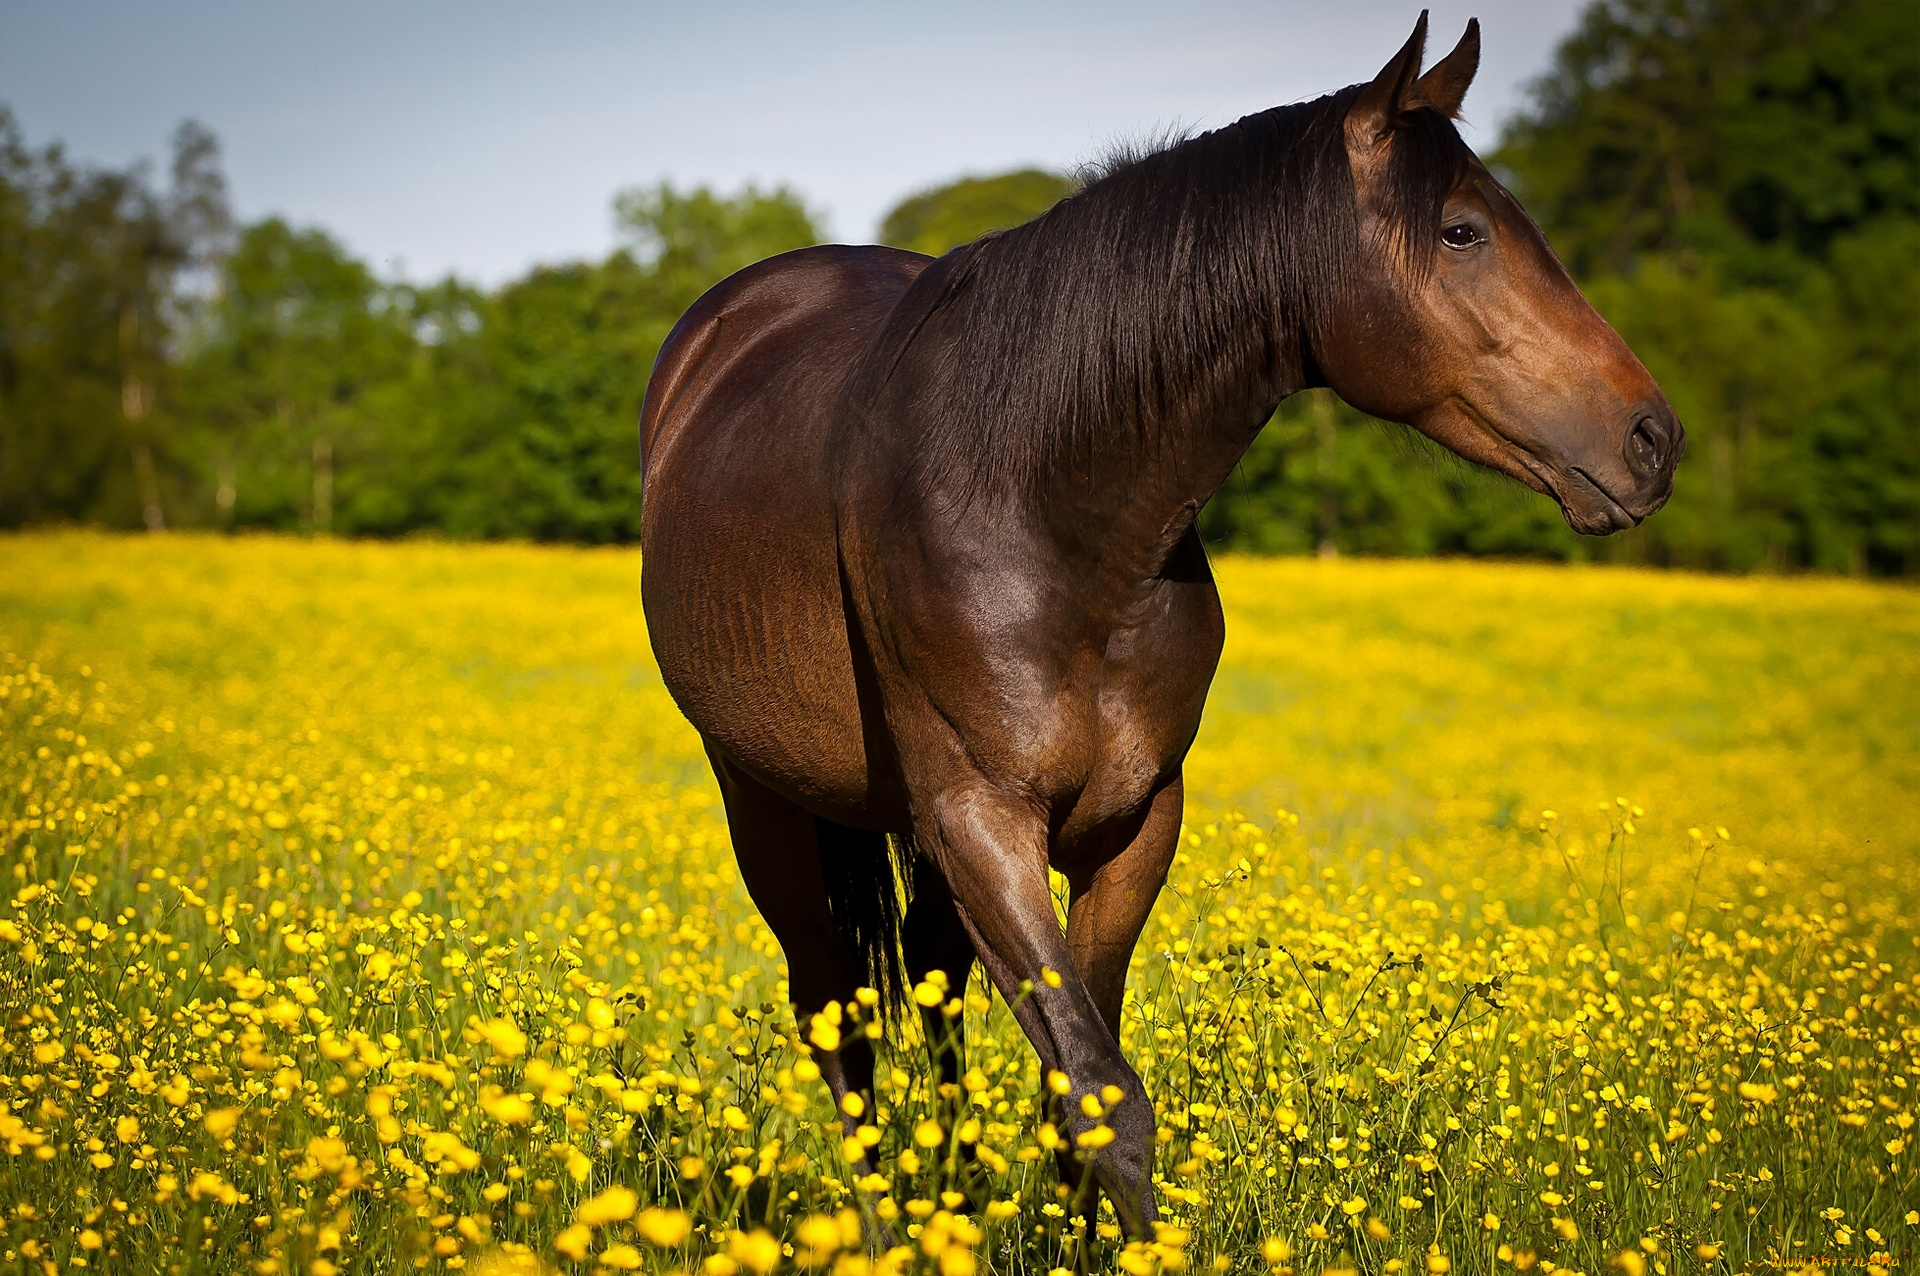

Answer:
[879,169,1076,257]
[428,183,820,541]
[1494,0,1920,281]
[177,218,414,532]
[0,108,216,530]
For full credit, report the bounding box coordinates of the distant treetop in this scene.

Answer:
[1491,0,1920,282]
[878,168,1076,258]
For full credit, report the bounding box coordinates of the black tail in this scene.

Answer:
[814,817,914,1022]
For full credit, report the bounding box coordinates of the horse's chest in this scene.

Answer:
[1054,586,1223,845]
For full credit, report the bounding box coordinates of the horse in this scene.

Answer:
[637,12,1682,1235]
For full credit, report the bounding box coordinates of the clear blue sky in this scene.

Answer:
[0,0,1582,286]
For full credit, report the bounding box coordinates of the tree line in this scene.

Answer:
[3,0,1915,571]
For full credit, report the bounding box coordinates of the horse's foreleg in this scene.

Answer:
[919,786,1159,1238]
[708,750,878,1148]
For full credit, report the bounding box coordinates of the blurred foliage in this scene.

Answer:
[0,143,818,541]
[2,0,1916,572]
[877,168,1075,257]
[0,113,224,531]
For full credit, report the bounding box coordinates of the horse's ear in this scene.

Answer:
[1348,10,1429,143]
[1415,18,1480,119]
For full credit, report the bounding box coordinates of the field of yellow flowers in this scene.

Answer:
[2,531,1917,1276]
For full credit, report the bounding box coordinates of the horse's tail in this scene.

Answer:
[814,817,914,1023]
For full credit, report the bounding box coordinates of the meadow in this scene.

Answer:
[1,531,1916,1276]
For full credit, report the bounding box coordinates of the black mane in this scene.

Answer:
[900,85,1474,493]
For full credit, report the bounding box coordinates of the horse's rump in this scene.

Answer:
[639,246,928,827]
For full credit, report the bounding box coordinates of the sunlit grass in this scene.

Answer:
[1,531,1915,1275]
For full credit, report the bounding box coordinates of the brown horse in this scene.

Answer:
[638,13,1680,1234]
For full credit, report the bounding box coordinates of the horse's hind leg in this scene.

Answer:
[902,856,977,1090]
[901,857,987,1199]
[708,750,876,1139]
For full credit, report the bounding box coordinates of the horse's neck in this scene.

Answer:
[916,114,1329,591]
[1037,381,1291,593]
[1025,268,1307,593]
[1043,230,1315,586]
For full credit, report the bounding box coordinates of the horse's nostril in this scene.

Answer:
[1629,418,1664,472]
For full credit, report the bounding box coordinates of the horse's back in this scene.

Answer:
[639,245,928,827]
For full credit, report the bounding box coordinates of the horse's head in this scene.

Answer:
[1313,14,1683,535]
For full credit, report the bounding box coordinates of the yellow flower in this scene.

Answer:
[204,1106,243,1139]
[637,1208,692,1247]
[553,1224,592,1261]
[481,1088,534,1126]
[730,1229,783,1276]
[478,1018,528,1060]
[575,1185,638,1227]
[796,1213,844,1258]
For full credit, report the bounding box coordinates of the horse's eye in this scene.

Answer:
[1441,223,1482,251]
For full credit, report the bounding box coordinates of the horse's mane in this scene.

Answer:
[901,85,1474,493]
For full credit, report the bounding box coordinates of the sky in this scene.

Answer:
[0,0,1584,287]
